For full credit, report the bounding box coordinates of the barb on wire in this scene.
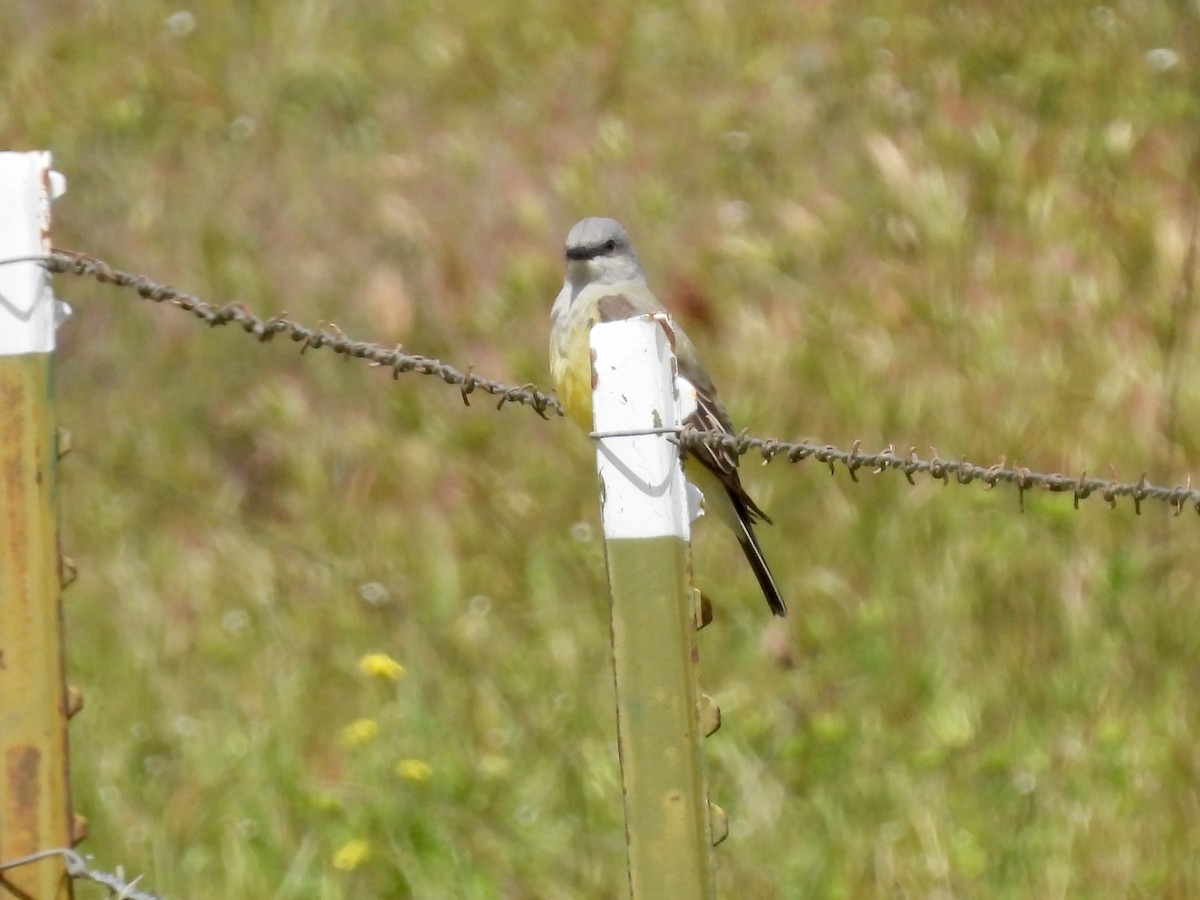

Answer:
[34,250,1200,517]
[40,249,562,420]
[0,847,162,899]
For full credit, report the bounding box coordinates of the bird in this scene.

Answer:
[549,216,786,617]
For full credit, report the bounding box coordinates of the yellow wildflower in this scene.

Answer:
[358,652,405,681]
[340,718,379,747]
[332,839,370,871]
[395,758,433,783]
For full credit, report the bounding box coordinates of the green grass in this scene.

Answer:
[6,1,1200,896]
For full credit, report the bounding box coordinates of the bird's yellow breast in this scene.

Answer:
[550,308,596,431]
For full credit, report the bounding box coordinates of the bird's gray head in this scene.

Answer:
[562,217,646,287]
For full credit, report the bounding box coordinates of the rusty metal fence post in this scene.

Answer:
[590,317,721,900]
[0,150,74,899]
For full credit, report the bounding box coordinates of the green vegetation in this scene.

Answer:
[5,1,1200,896]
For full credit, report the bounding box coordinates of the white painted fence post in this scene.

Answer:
[0,150,75,899]
[590,316,718,900]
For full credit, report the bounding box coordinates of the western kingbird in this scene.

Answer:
[549,216,786,617]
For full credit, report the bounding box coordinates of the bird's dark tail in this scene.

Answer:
[737,528,787,617]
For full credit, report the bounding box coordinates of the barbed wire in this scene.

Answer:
[675,430,1200,515]
[0,847,162,899]
[22,249,1200,516]
[40,250,562,419]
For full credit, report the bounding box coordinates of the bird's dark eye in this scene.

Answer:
[604,239,617,252]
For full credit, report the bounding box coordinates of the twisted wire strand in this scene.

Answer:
[0,847,162,900]
[41,249,562,419]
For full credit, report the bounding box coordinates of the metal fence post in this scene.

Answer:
[0,150,74,899]
[590,317,717,900]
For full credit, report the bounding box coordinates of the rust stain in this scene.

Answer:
[6,745,41,849]
[652,312,678,353]
[597,293,638,322]
[39,156,53,245]
[1,373,31,593]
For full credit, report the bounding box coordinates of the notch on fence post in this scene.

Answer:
[590,316,717,900]
[0,151,74,899]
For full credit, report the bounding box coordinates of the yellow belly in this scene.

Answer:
[550,312,596,431]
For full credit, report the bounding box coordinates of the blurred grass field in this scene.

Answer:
[6,0,1200,896]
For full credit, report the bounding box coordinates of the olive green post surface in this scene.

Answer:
[0,150,73,898]
[590,318,716,900]
[0,355,72,899]
[606,535,715,900]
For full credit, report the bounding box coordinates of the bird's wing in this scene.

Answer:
[673,327,773,526]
